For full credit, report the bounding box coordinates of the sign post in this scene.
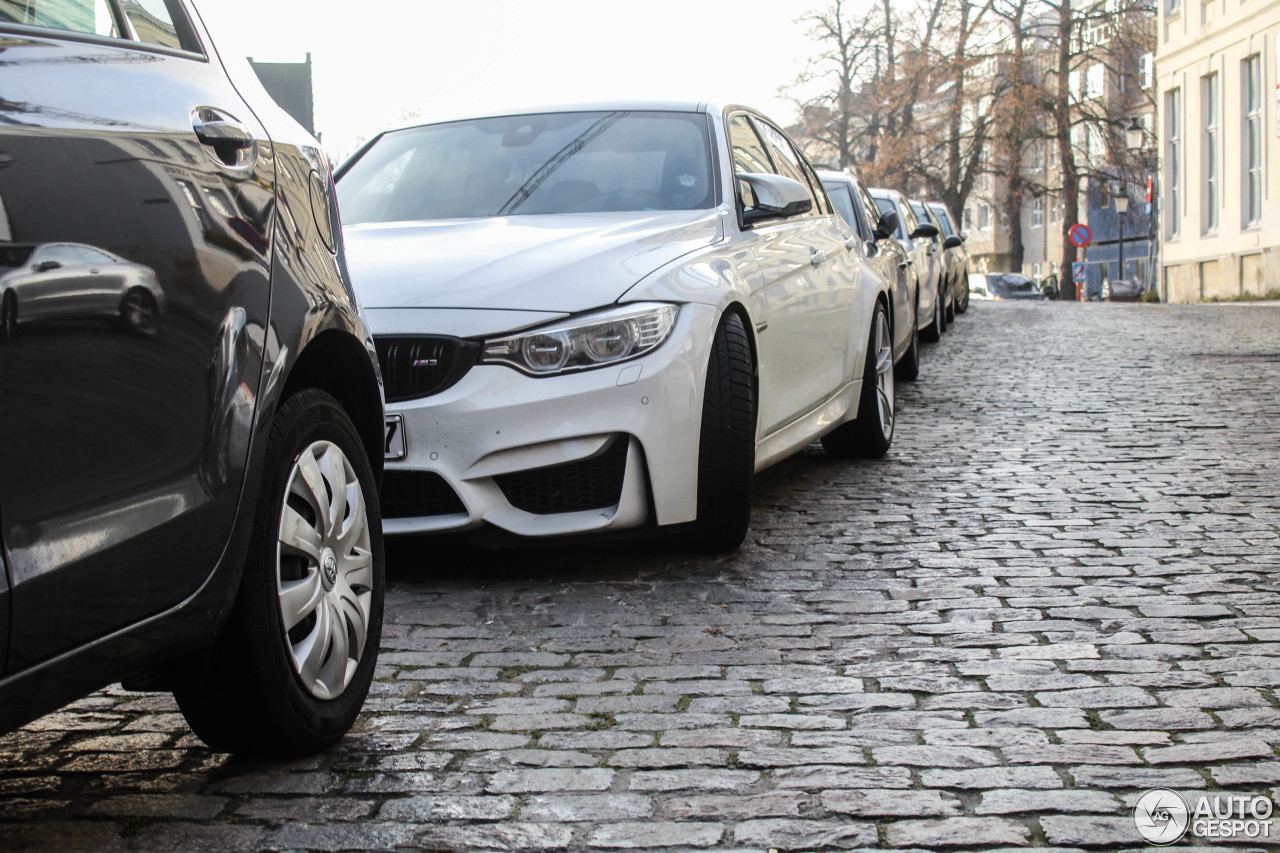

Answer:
[1069,224,1093,301]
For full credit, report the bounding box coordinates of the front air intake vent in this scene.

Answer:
[375,336,479,402]
[494,435,630,515]
[381,470,467,519]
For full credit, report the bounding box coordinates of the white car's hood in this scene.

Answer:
[344,210,724,313]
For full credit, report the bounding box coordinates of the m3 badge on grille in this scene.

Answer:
[384,414,406,460]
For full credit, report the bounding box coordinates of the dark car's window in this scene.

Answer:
[339,111,715,222]
[0,0,119,36]
[929,204,957,237]
[989,274,1036,294]
[824,182,858,231]
[120,0,181,49]
[857,183,884,238]
[873,196,904,239]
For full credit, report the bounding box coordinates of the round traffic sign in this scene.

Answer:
[1069,223,1092,248]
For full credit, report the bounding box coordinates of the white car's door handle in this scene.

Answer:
[844,237,857,250]
[809,249,826,267]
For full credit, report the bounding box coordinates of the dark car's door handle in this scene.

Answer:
[809,249,827,267]
[192,108,256,168]
[193,118,254,148]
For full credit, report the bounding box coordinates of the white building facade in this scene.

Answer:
[1157,0,1280,300]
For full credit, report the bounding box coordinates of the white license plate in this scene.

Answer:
[384,414,406,460]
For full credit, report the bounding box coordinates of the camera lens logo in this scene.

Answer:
[1134,788,1190,845]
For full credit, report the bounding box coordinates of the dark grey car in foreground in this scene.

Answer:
[0,0,386,756]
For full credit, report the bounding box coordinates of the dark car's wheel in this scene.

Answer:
[893,298,919,382]
[945,277,957,323]
[921,280,943,342]
[1,292,15,343]
[688,311,755,553]
[175,389,384,757]
[823,300,894,459]
[120,287,158,336]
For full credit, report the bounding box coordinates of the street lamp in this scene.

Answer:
[1126,117,1159,298]
[1114,182,1128,288]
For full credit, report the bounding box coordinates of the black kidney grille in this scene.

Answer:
[381,470,467,519]
[494,435,630,515]
[376,336,479,402]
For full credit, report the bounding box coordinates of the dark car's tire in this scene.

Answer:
[687,311,755,553]
[175,389,384,757]
[823,300,894,459]
[921,282,943,342]
[893,300,919,382]
[945,277,957,323]
[1,292,15,343]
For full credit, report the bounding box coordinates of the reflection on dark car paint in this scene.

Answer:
[0,0,385,743]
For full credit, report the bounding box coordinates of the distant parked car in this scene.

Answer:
[1102,277,1144,302]
[969,272,1048,301]
[819,170,920,381]
[0,242,164,339]
[0,0,387,757]
[338,102,896,553]
[868,188,945,342]
[924,201,969,316]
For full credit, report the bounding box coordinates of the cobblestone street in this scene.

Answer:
[3,301,1279,852]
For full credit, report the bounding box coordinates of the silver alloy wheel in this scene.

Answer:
[872,309,894,438]
[276,439,374,700]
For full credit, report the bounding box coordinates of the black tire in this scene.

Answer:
[175,389,384,757]
[688,311,755,553]
[1,292,14,344]
[822,300,894,459]
[921,280,943,342]
[893,300,919,382]
[956,271,970,313]
[944,277,957,323]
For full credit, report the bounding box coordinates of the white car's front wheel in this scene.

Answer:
[688,312,755,553]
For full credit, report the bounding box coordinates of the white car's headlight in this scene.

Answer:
[481,303,679,376]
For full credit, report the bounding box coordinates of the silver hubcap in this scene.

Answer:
[276,440,373,700]
[873,311,894,439]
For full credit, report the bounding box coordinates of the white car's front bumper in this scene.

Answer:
[380,302,718,538]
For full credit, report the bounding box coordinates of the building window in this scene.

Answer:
[1141,54,1154,89]
[977,203,991,230]
[1167,88,1180,237]
[1243,55,1263,227]
[1202,73,1218,233]
[1085,64,1105,100]
[1167,0,1180,13]
[1032,197,1044,228]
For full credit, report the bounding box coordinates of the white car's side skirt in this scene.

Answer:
[754,380,862,473]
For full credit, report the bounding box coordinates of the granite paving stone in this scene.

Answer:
[6,303,1280,850]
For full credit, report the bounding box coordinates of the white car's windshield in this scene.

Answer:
[338,110,714,223]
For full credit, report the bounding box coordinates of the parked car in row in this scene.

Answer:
[0,0,387,756]
[925,201,970,316]
[969,272,1049,300]
[337,103,897,553]
[819,170,919,381]
[1102,277,1144,302]
[868,188,946,342]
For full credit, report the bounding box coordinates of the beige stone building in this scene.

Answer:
[1157,0,1280,301]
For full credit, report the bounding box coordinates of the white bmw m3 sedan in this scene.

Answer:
[337,102,896,551]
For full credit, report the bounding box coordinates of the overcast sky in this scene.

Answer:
[199,0,833,161]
